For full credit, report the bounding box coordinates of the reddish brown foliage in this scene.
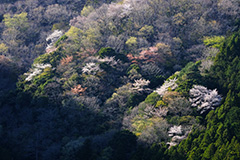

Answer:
[127,46,164,64]
[0,55,10,64]
[126,44,175,67]
[71,84,87,95]
[77,48,97,59]
[60,55,73,65]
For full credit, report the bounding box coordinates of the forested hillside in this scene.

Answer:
[0,0,239,159]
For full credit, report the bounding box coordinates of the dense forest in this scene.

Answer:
[0,0,240,159]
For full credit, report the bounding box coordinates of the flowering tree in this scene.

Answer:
[82,62,102,75]
[167,125,192,147]
[132,78,150,92]
[24,63,52,81]
[189,85,222,114]
[127,47,159,63]
[142,104,168,118]
[98,56,119,67]
[46,30,63,50]
[82,55,121,75]
[155,77,178,96]
[168,125,182,136]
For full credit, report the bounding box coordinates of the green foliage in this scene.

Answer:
[225,107,240,139]
[179,116,195,125]
[203,36,225,49]
[54,34,68,47]
[144,92,160,105]
[148,75,165,89]
[81,27,101,48]
[0,43,8,55]
[34,50,64,67]
[69,73,81,82]
[2,12,30,46]
[126,93,146,108]
[97,47,128,62]
[99,62,111,72]
[126,37,137,50]
[139,25,154,41]
[127,64,140,74]
[131,116,154,136]
[33,67,53,86]
[166,31,240,160]
[168,115,195,126]
[114,53,129,62]
[211,31,240,96]
[2,1,240,159]
[155,100,167,107]
[81,5,94,17]
[3,12,29,31]
[65,26,82,43]
[18,67,55,106]
[52,22,69,31]
[175,61,202,96]
[97,47,116,58]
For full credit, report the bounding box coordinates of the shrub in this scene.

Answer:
[144,92,160,105]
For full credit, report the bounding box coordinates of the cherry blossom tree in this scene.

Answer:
[132,78,150,92]
[167,125,192,148]
[82,62,102,75]
[24,63,52,81]
[141,104,168,118]
[189,85,222,114]
[168,125,182,136]
[46,30,63,50]
[155,77,178,96]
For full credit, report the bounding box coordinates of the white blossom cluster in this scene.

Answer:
[82,62,102,75]
[132,78,150,91]
[85,56,119,67]
[98,56,119,67]
[154,77,178,96]
[24,63,52,81]
[103,0,147,23]
[142,104,168,118]
[106,1,133,19]
[82,56,121,75]
[168,125,182,136]
[120,3,133,17]
[46,30,63,49]
[167,125,191,148]
[189,85,222,114]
